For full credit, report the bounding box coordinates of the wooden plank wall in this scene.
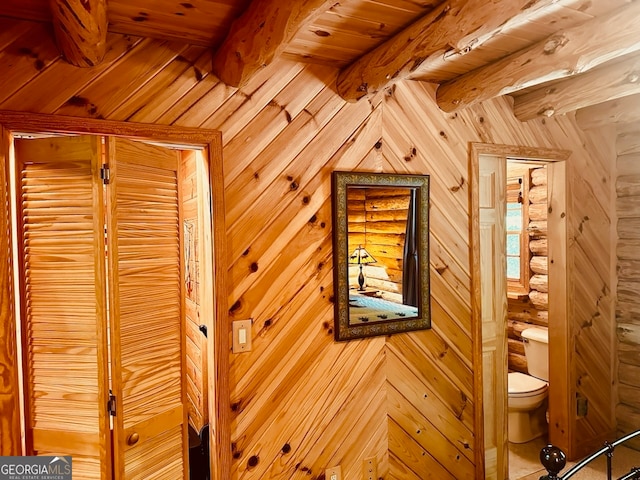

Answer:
[181,150,209,433]
[615,121,640,450]
[0,19,619,475]
[382,82,616,460]
[566,119,617,457]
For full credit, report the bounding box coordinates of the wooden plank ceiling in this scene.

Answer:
[2,0,640,124]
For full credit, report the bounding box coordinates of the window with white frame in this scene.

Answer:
[506,174,530,295]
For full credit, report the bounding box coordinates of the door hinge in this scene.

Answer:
[108,393,117,416]
[100,164,110,184]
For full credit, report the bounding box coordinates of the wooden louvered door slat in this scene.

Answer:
[106,137,187,480]
[15,136,111,480]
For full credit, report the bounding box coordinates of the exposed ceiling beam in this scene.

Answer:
[50,0,107,67]
[514,53,640,122]
[575,93,640,131]
[212,0,336,88]
[335,0,560,102]
[435,0,640,113]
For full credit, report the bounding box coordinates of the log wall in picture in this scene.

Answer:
[0,20,618,474]
[364,188,409,297]
[347,188,410,300]
[347,187,366,288]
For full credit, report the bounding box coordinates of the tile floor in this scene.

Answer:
[509,436,548,479]
[509,437,640,479]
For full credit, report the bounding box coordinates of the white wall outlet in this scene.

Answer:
[232,319,252,353]
[363,456,377,480]
[325,465,342,480]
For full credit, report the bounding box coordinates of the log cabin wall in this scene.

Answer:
[0,20,618,474]
[347,188,410,298]
[346,188,367,291]
[615,123,640,450]
[528,167,550,320]
[365,189,409,297]
[507,165,549,375]
[346,188,366,260]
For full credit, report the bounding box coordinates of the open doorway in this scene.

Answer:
[0,112,230,480]
[470,143,570,479]
[504,160,549,478]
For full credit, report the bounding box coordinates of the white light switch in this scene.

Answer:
[232,319,252,353]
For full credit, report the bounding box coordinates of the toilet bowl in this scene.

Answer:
[509,372,548,410]
[508,372,548,443]
[508,327,549,443]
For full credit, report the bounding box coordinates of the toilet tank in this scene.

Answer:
[521,327,549,382]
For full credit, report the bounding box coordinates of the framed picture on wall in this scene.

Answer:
[331,171,431,341]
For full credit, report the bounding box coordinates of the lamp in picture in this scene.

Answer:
[348,245,376,291]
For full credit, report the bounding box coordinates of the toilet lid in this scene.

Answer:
[508,372,548,395]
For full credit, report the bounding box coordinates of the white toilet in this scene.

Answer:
[508,326,549,443]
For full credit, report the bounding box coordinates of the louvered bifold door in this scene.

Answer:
[15,136,111,479]
[105,137,188,480]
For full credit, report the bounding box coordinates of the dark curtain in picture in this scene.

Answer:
[403,189,419,307]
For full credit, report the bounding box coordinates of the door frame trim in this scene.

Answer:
[0,110,231,480]
[469,142,571,478]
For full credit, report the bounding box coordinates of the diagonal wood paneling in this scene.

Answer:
[0,18,619,477]
[382,84,474,479]
[383,80,617,465]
